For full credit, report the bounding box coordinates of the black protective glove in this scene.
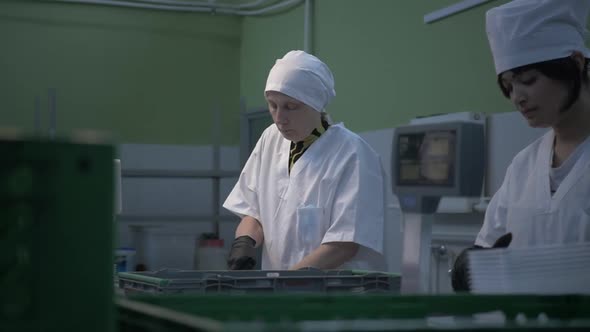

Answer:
[227,235,257,270]
[451,233,512,292]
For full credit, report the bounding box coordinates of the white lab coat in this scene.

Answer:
[476,130,590,248]
[223,123,386,270]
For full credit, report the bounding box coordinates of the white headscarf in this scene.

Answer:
[486,0,590,75]
[264,50,336,113]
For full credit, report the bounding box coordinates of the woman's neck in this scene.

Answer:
[551,89,590,167]
[553,89,590,146]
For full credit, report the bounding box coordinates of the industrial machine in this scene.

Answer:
[392,121,485,293]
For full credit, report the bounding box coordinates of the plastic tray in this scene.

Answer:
[118,269,400,295]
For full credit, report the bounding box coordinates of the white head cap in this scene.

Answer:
[486,0,590,75]
[264,50,336,113]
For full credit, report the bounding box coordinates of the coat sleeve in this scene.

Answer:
[475,162,512,247]
[222,130,265,221]
[321,144,385,255]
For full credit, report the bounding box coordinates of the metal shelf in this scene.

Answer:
[118,214,239,222]
[122,169,239,179]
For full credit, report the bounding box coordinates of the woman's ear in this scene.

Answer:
[571,51,586,72]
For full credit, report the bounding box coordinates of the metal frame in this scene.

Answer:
[424,0,497,24]
[239,107,272,167]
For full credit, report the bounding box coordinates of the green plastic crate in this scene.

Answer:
[1,138,115,332]
[118,294,590,332]
[118,269,400,295]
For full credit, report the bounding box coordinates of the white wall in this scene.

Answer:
[116,143,240,271]
[357,128,403,274]
[115,111,546,276]
[115,134,404,273]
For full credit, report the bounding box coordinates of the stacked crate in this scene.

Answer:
[0,138,115,332]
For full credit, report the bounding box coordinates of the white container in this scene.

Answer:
[143,228,200,270]
[195,239,227,270]
[114,247,136,273]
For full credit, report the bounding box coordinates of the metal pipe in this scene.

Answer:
[303,0,312,53]
[34,96,41,136]
[48,88,57,139]
[52,0,304,16]
[54,0,215,13]
[211,103,221,238]
[236,0,302,16]
[131,0,272,10]
[424,0,496,24]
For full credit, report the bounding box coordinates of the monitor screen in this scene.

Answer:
[397,129,456,186]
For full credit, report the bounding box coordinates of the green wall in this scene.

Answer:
[1,0,518,145]
[240,4,305,110]
[0,0,241,145]
[240,0,513,132]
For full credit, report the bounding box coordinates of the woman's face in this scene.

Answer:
[265,91,322,142]
[500,69,570,128]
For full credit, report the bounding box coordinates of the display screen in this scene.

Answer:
[397,130,456,186]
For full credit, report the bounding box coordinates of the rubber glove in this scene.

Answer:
[451,233,512,292]
[227,235,257,270]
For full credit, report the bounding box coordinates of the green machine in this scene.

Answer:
[0,137,115,332]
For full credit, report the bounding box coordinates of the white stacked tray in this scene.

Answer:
[468,243,590,294]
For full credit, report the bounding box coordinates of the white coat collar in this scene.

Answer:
[279,124,339,179]
[535,131,553,211]
[537,130,590,210]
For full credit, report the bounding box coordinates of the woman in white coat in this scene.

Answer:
[453,0,590,291]
[223,50,387,271]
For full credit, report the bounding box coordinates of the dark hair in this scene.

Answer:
[497,56,589,111]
